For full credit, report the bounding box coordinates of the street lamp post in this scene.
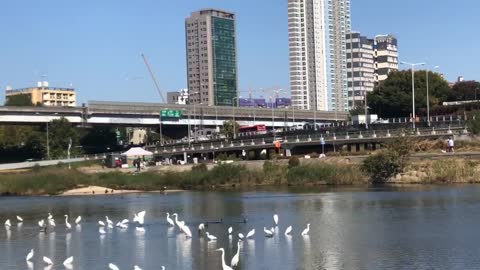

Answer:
[232,97,240,139]
[46,121,50,160]
[401,61,425,130]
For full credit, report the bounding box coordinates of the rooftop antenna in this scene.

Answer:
[141,53,166,103]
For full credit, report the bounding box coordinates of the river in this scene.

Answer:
[1,185,480,269]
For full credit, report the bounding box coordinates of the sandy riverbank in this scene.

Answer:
[60,186,183,196]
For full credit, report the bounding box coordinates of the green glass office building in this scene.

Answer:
[186,9,238,106]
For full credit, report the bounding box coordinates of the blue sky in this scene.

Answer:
[1,0,479,104]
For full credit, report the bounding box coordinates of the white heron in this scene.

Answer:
[16,216,23,222]
[182,225,192,238]
[64,215,71,229]
[166,213,174,227]
[108,223,114,229]
[99,227,107,234]
[4,219,11,227]
[216,248,233,270]
[43,256,53,265]
[228,227,233,234]
[120,219,129,225]
[48,218,56,227]
[63,256,73,266]
[133,210,146,225]
[264,227,274,237]
[134,265,142,270]
[136,226,146,233]
[301,224,310,236]
[246,229,255,239]
[161,267,165,270]
[108,263,120,270]
[98,220,105,226]
[38,219,45,227]
[26,249,34,262]
[238,233,244,240]
[118,223,128,229]
[75,216,82,225]
[273,214,279,226]
[171,213,184,228]
[198,223,205,231]
[47,213,53,220]
[206,232,217,241]
[284,225,292,236]
[231,241,241,267]
[106,216,113,226]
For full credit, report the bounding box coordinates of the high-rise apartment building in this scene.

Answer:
[288,0,351,112]
[185,9,238,106]
[374,34,398,83]
[346,32,375,108]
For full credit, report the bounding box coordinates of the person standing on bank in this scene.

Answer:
[447,137,455,153]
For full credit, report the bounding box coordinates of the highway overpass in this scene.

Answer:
[0,101,349,128]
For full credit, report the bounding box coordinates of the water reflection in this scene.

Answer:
[2,186,480,269]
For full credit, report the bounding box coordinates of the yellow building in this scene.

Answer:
[5,81,76,107]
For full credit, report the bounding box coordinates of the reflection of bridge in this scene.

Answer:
[146,126,469,161]
[0,101,348,128]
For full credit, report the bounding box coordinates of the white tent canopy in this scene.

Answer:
[121,147,153,157]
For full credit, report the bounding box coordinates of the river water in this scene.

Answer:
[1,185,480,270]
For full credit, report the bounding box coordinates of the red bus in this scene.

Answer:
[238,124,267,137]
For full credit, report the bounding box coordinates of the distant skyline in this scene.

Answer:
[1,0,479,105]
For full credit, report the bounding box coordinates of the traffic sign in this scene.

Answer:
[161,110,182,118]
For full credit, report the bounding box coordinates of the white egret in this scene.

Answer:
[216,248,233,270]
[108,263,120,270]
[273,214,279,226]
[166,213,174,227]
[47,213,53,220]
[108,223,114,229]
[38,219,45,227]
[228,227,233,234]
[99,227,107,234]
[133,210,146,225]
[43,256,53,265]
[63,256,73,266]
[64,215,71,229]
[136,226,145,233]
[75,216,82,225]
[26,249,34,261]
[206,232,217,241]
[246,229,255,239]
[98,220,105,226]
[161,267,165,270]
[264,227,274,237]
[4,219,11,227]
[106,216,113,226]
[118,223,128,229]
[301,224,310,236]
[182,225,192,238]
[231,241,241,267]
[120,219,129,225]
[198,223,205,231]
[16,216,23,222]
[172,213,185,228]
[285,225,292,236]
[48,218,56,227]
[134,265,143,270]
[238,233,244,240]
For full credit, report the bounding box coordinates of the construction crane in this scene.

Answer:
[141,53,166,103]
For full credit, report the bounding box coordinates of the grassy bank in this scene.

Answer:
[0,161,366,196]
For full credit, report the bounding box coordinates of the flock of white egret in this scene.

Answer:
[4,211,311,269]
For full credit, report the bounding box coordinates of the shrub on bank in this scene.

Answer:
[287,163,361,185]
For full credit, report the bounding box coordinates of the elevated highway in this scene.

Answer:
[0,101,349,128]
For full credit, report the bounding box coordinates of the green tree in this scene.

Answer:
[221,120,240,138]
[80,127,118,153]
[450,81,480,101]
[368,70,452,118]
[48,117,81,159]
[5,95,34,106]
[361,137,413,183]
[349,105,366,116]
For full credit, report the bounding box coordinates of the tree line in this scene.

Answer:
[357,70,480,118]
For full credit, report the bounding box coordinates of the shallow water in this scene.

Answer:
[1,185,480,269]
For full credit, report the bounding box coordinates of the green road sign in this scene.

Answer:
[161,110,182,118]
